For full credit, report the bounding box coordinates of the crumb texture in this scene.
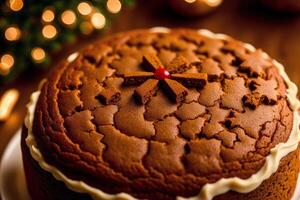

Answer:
[32,29,294,198]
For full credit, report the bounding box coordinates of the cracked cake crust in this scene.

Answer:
[24,29,298,199]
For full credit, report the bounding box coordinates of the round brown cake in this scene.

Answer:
[21,28,300,200]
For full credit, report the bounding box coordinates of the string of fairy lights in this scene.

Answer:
[0,0,134,82]
[0,0,134,122]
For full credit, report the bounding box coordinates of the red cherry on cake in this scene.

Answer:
[154,67,170,80]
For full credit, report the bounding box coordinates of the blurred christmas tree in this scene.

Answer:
[0,0,134,83]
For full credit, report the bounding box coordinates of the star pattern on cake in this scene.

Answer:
[123,54,207,104]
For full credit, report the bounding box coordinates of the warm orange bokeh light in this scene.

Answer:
[42,25,57,39]
[80,21,94,35]
[107,0,122,14]
[61,10,77,26]
[77,2,92,16]
[42,9,55,23]
[8,0,23,12]
[0,89,20,121]
[5,26,21,41]
[31,48,46,63]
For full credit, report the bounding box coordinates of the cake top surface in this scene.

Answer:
[33,28,293,198]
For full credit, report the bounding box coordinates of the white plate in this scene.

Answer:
[1,130,300,200]
[0,130,30,200]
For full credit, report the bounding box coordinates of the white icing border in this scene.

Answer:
[25,28,300,200]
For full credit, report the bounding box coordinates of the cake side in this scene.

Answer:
[21,125,300,200]
[24,28,300,199]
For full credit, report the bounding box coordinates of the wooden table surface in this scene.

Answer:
[1,0,300,171]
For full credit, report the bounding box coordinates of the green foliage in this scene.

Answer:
[0,0,134,83]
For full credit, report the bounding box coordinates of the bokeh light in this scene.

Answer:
[107,0,122,14]
[0,54,14,75]
[8,0,23,12]
[31,48,46,63]
[0,89,20,121]
[91,12,106,29]
[77,2,92,16]
[5,26,21,41]
[80,21,94,35]
[42,9,55,23]
[185,0,196,3]
[1,54,14,69]
[61,10,77,26]
[206,0,223,7]
[42,25,57,39]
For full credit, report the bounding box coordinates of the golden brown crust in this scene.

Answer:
[29,29,295,198]
[22,127,300,200]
